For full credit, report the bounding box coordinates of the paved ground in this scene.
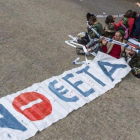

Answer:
[0,0,140,140]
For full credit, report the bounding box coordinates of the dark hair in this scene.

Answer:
[105,15,114,24]
[132,11,137,18]
[89,15,97,22]
[86,13,95,20]
[124,10,133,18]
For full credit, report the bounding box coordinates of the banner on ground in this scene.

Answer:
[0,52,131,140]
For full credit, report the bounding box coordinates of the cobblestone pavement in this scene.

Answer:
[0,0,140,140]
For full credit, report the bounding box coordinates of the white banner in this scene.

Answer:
[0,52,131,140]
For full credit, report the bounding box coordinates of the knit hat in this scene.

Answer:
[118,30,125,37]
[122,17,128,24]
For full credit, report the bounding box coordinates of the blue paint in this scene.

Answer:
[62,73,95,97]
[98,61,127,81]
[35,87,41,91]
[56,85,64,91]
[76,66,106,87]
[48,80,79,102]
[7,133,12,139]
[0,104,27,131]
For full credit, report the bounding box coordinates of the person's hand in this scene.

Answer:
[99,36,105,41]
[129,48,135,56]
[102,39,107,45]
[135,2,140,7]
[113,15,116,21]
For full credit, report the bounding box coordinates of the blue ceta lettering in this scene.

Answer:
[48,80,79,102]
[76,66,106,87]
[62,73,95,97]
[98,61,127,81]
[0,104,27,131]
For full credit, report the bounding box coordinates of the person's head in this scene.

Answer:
[124,10,133,18]
[105,15,114,24]
[122,17,128,25]
[132,11,139,18]
[86,13,94,21]
[115,30,125,41]
[88,15,97,25]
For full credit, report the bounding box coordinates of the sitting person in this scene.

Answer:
[114,10,134,36]
[130,2,140,42]
[77,13,103,45]
[124,10,134,35]
[114,17,130,40]
[102,30,134,59]
[103,15,115,38]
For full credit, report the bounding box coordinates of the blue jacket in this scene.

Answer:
[131,8,140,37]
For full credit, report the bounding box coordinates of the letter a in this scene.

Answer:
[0,104,27,131]
[98,61,127,81]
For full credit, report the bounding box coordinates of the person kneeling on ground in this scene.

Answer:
[102,30,135,59]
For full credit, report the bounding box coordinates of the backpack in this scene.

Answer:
[104,23,115,33]
[104,23,115,38]
[120,24,129,39]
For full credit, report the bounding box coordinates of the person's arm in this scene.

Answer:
[114,20,122,29]
[135,2,140,11]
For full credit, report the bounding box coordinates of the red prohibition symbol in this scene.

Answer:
[12,92,52,121]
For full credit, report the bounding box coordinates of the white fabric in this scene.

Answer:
[0,52,131,140]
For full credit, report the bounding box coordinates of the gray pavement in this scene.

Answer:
[0,0,140,140]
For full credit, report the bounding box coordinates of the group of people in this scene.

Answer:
[76,2,140,78]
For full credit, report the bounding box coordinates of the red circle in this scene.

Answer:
[12,92,52,121]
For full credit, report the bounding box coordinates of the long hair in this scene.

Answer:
[105,15,114,24]
[124,10,133,18]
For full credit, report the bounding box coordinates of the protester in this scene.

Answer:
[114,10,134,36]
[130,2,140,42]
[124,10,134,35]
[114,17,130,40]
[77,13,103,45]
[103,15,115,38]
[102,30,134,59]
[77,13,103,54]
